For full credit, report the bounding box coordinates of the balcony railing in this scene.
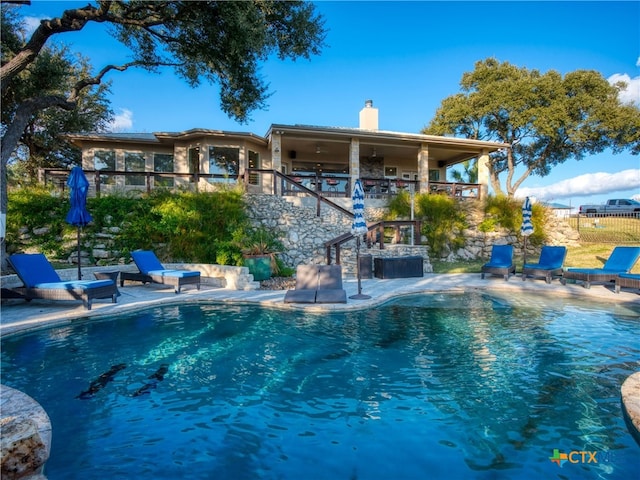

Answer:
[39,168,480,200]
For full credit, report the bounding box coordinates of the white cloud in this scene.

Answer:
[108,109,134,132]
[517,169,640,201]
[22,16,46,37]
[608,73,640,105]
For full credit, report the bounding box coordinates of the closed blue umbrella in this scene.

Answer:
[521,196,534,265]
[350,179,370,299]
[66,167,93,279]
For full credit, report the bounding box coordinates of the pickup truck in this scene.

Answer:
[579,199,640,216]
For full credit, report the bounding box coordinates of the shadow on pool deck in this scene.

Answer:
[1,273,638,337]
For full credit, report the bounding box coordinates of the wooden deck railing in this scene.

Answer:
[323,220,422,265]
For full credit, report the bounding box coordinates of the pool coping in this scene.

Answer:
[2,273,639,337]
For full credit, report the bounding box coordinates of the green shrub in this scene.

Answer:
[416,194,468,257]
[7,188,252,265]
[483,194,547,246]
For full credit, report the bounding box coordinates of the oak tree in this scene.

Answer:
[0,0,326,270]
[423,58,640,197]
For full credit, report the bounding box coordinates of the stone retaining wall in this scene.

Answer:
[7,193,581,280]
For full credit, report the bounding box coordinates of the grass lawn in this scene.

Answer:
[432,244,640,274]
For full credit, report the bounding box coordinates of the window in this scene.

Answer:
[125,152,145,185]
[154,153,174,187]
[208,146,239,182]
[429,169,440,182]
[248,150,260,185]
[384,166,397,178]
[94,150,115,185]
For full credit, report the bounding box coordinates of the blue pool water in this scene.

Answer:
[1,292,639,479]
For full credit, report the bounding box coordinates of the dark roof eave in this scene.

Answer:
[267,124,509,151]
[63,129,269,147]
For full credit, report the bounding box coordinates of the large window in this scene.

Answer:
[208,146,239,182]
[154,153,174,187]
[125,152,145,185]
[94,150,116,185]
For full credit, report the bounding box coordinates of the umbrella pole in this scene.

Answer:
[349,236,371,300]
[523,236,527,266]
[77,227,82,280]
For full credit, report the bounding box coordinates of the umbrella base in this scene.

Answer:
[349,293,371,300]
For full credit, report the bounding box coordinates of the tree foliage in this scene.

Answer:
[0,0,326,271]
[424,58,640,196]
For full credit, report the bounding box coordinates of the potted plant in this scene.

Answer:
[239,227,283,281]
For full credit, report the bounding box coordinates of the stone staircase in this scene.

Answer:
[245,194,433,276]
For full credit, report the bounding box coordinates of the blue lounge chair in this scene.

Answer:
[121,250,200,293]
[522,246,567,283]
[481,245,515,281]
[8,253,117,310]
[615,273,640,294]
[561,246,640,289]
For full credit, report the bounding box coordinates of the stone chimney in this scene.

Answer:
[359,99,379,130]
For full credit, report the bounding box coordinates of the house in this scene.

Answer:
[62,101,508,199]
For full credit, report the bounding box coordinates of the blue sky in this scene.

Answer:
[21,1,640,208]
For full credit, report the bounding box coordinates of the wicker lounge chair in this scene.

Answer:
[615,273,640,294]
[561,246,640,289]
[522,246,567,284]
[8,253,117,310]
[121,250,200,293]
[284,264,347,304]
[481,245,515,281]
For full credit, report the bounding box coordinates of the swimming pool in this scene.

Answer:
[1,292,638,479]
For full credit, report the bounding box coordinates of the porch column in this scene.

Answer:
[271,131,283,194]
[477,149,490,200]
[417,144,429,194]
[349,138,360,185]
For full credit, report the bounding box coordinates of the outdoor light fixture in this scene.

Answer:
[371,148,377,158]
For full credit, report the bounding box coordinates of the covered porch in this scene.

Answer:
[265,122,507,200]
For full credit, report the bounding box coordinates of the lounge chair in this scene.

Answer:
[481,245,515,281]
[284,264,347,304]
[8,253,117,310]
[521,246,567,284]
[315,265,347,303]
[614,273,640,294]
[561,246,640,289]
[121,250,201,293]
[283,265,320,304]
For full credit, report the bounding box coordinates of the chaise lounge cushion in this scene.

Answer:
[481,245,515,281]
[146,269,200,279]
[128,250,201,293]
[8,253,117,310]
[315,265,347,303]
[283,265,318,303]
[33,280,114,290]
[561,246,640,288]
[522,246,567,283]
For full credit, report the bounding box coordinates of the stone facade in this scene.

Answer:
[244,194,434,276]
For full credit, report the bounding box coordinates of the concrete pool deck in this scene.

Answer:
[2,273,639,336]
